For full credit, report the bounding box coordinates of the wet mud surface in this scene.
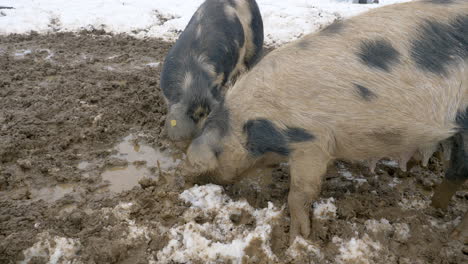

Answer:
[0,32,467,263]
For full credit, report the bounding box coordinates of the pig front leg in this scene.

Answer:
[431,132,468,210]
[431,132,468,243]
[288,144,330,243]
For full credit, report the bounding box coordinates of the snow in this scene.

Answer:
[388,177,402,188]
[21,233,81,264]
[1,0,413,46]
[286,236,322,260]
[365,219,410,242]
[104,202,152,241]
[365,219,393,234]
[157,184,283,263]
[393,223,410,242]
[313,197,337,220]
[398,197,429,210]
[333,234,382,264]
[337,162,368,185]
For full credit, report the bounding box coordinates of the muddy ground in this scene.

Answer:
[0,32,467,264]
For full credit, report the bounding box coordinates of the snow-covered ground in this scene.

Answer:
[1,0,412,46]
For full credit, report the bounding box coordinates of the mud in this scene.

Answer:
[0,32,466,264]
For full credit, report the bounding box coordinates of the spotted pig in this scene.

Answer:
[187,0,468,243]
[160,0,264,142]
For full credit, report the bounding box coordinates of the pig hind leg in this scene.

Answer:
[431,132,468,210]
[288,143,330,243]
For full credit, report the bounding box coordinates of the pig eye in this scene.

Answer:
[192,111,207,122]
[188,103,211,122]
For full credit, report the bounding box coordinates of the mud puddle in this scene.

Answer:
[30,183,76,202]
[100,134,183,192]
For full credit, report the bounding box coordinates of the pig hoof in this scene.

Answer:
[289,213,311,245]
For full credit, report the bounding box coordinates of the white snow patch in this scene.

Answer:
[388,177,402,188]
[364,219,392,234]
[393,223,410,242]
[157,184,282,263]
[313,197,337,220]
[21,232,81,264]
[338,163,368,185]
[380,160,399,167]
[365,219,411,242]
[286,236,322,260]
[102,202,153,241]
[333,234,382,264]
[38,48,54,60]
[145,62,160,67]
[398,197,429,210]
[1,0,413,46]
[14,49,31,57]
[429,215,462,230]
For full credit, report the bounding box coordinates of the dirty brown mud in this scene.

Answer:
[0,32,467,263]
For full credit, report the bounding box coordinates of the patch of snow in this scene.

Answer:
[393,223,410,242]
[388,177,401,188]
[103,202,153,241]
[380,160,399,168]
[364,219,392,234]
[286,236,322,260]
[429,215,462,230]
[365,219,411,242]
[398,197,429,210]
[0,0,413,46]
[21,232,81,264]
[14,49,31,57]
[338,165,368,185]
[77,161,90,170]
[157,184,282,263]
[145,62,160,67]
[333,234,382,264]
[38,48,54,60]
[313,197,337,220]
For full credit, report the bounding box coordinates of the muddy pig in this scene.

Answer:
[160,0,263,142]
[186,0,468,243]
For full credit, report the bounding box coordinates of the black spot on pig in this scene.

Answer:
[245,0,264,67]
[368,129,403,145]
[445,132,468,182]
[321,20,344,35]
[243,119,290,157]
[357,39,400,72]
[411,16,468,75]
[456,106,468,131]
[354,83,377,101]
[285,127,315,142]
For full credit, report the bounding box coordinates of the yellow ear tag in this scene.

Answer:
[170,120,177,127]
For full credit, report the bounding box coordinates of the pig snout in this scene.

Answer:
[187,135,219,172]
